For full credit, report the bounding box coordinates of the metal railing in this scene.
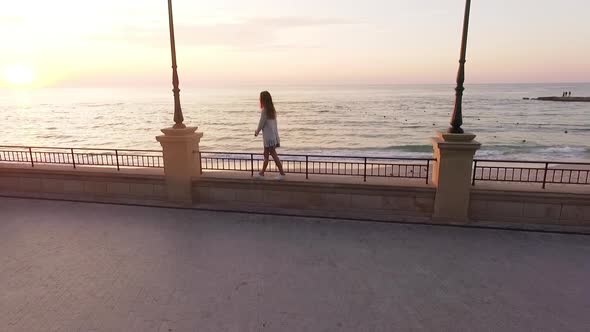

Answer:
[200,151,434,183]
[472,159,590,189]
[5,145,588,190]
[0,146,163,170]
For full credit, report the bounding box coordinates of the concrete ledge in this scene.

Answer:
[193,176,436,223]
[0,166,168,205]
[470,189,590,226]
[2,165,589,231]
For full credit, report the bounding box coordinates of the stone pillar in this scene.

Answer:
[431,131,481,222]
[156,127,203,205]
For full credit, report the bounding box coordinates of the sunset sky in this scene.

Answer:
[1,0,589,88]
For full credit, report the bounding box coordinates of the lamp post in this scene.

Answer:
[156,0,203,205]
[168,0,185,129]
[449,0,472,134]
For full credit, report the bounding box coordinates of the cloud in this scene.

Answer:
[88,16,359,49]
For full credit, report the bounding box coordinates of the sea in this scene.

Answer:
[0,83,589,161]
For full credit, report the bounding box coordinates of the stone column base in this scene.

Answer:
[432,131,481,223]
[156,127,203,205]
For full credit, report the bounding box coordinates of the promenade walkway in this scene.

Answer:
[1,197,589,331]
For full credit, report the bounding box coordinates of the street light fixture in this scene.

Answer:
[167,0,185,129]
[449,0,472,134]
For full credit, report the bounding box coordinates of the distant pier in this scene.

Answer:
[533,96,590,102]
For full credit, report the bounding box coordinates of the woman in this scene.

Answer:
[255,91,286,180]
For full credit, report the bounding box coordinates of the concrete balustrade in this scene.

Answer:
[0,129,588,230]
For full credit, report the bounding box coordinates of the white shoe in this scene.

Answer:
[275,174,286,181]
[254,173,264,180]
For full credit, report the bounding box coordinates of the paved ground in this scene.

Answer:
[1,197,589,332]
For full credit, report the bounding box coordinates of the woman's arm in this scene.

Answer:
[255,109,267,136]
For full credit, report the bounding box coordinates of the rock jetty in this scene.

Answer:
[534,96,590,102]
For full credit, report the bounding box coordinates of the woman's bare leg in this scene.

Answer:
[260,148,270,175]
[269,148,285,175]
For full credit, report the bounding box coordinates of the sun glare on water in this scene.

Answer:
[3,64,36,87]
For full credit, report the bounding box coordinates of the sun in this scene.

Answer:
[3,64,36,86]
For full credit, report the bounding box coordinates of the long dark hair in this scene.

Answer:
[260,91,277,119]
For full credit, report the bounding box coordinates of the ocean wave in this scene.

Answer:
[291,145,435,154]
[481,144,589,153]
[280,144,590,161]
[81,103,125,108]
[36,134,73,139]
[477,145,590,160]
[385,145,435,152]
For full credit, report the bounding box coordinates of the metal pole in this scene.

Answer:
[199,151,203,175]
[29,147,34,167]
[542,162,549,189]
[449,0,472,134]
[71,148,76,169]
[426,159,430,184]
[168,0,185,129]
[472,160,477,186]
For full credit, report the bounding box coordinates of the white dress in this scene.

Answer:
[256,108,281,148]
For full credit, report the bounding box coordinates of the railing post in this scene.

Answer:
[426,159,430,184]
[251,153,254,177]
[306,156,309,180]
[28,147,34,167]
[199,151,203,175]
[472,160,477,186]
[542,162,549,189]
[363,157,367,182]
[71,148,76,169]
[115,150,120,171]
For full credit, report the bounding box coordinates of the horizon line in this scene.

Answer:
[3,81,590,90]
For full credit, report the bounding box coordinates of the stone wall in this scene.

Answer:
[193,177,436,223]
[470,189,590,227]
[0,167,167,205]
[2,165,589,229]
